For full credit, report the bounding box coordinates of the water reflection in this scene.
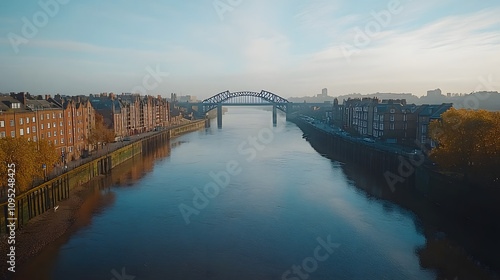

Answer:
[14,140,172,280]
[305,135,499,280]
[14,109,499,280]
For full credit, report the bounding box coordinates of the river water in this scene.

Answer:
[15,108,496,279]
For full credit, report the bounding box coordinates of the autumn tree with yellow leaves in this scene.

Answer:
[429,108,500,181]
[0,138,59,193]
[87,113,115,150]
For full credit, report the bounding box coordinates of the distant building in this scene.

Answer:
[171,93,178,102]
[178,95,198,103]
[91,93,170,137]
[337,95,452,146]
[331,98,344,126]
[427,88,443,97]
[317,88,328,98]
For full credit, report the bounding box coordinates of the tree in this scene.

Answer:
[88,113,116,150]
[429,108,500,180]
[0,138,59,192]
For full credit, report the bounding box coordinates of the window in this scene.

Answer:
[19,118,23,125]
[26,117,29,124]
[69,129,71,135]
[77,128,80,133]
[59,113,63,118]
[48,123,51,129]
[11,131,15,137]
[390,109,395,113]
[0,132,5,138]
[53,113,56,119]
[69,146,73,152]
[53,122,56,128]
[390,123,395,130]
[47,113,50,119]
[41,133,44,139]
[60,130,63,135]
[374,107,378,113]
[68,112,71,117]
[48,132,51,137]
[380,115,384,121]
[41,114,44,120]
[69,138,72,143]
[54,139,57,145]
[27,127,30,134]
[33,117,36,123]
[422,125,427,133]
[61,138,64,144]
[403,114,407,121]
[41,124,44,129]
[33,126,36,133]
[60,121,63,127]
[48,140,51,145]
[68,121,71,126]
[390,115,395,121]
[380,124,384,130]
[0,121,4,127]
[19,129,24,136]
[33,136,37,142]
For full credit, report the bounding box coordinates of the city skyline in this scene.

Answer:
[1,0,500,98]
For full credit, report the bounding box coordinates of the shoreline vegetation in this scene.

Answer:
[0,120,206,280]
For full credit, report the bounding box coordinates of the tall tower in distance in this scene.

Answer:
[322,88,328,96]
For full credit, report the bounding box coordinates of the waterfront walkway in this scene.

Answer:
[0,120,199,201]
[299,116,425,158]
[46,120,197,181]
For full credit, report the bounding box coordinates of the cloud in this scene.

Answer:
[285,7,500,95]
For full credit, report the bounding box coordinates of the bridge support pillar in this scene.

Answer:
[217,104,222,129]
[272,104,277,126]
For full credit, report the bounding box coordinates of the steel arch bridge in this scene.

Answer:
[201,90,290,113]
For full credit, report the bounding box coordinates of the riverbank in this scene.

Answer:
[0,176,103,279]
[289,115,500,278]
[0,119,207,280]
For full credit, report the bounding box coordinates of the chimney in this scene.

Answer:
[45,94,51,100]
[17,92,27,105]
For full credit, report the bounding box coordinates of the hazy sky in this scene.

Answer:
[1,0,499,99]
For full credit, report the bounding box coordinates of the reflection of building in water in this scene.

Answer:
[110,139,171,186]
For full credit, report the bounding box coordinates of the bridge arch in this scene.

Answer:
[202,90,289,113]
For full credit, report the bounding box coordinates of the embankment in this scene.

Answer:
[289,116,500,274]
[0,119,206,279]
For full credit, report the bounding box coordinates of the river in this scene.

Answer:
[14,108,496,280]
